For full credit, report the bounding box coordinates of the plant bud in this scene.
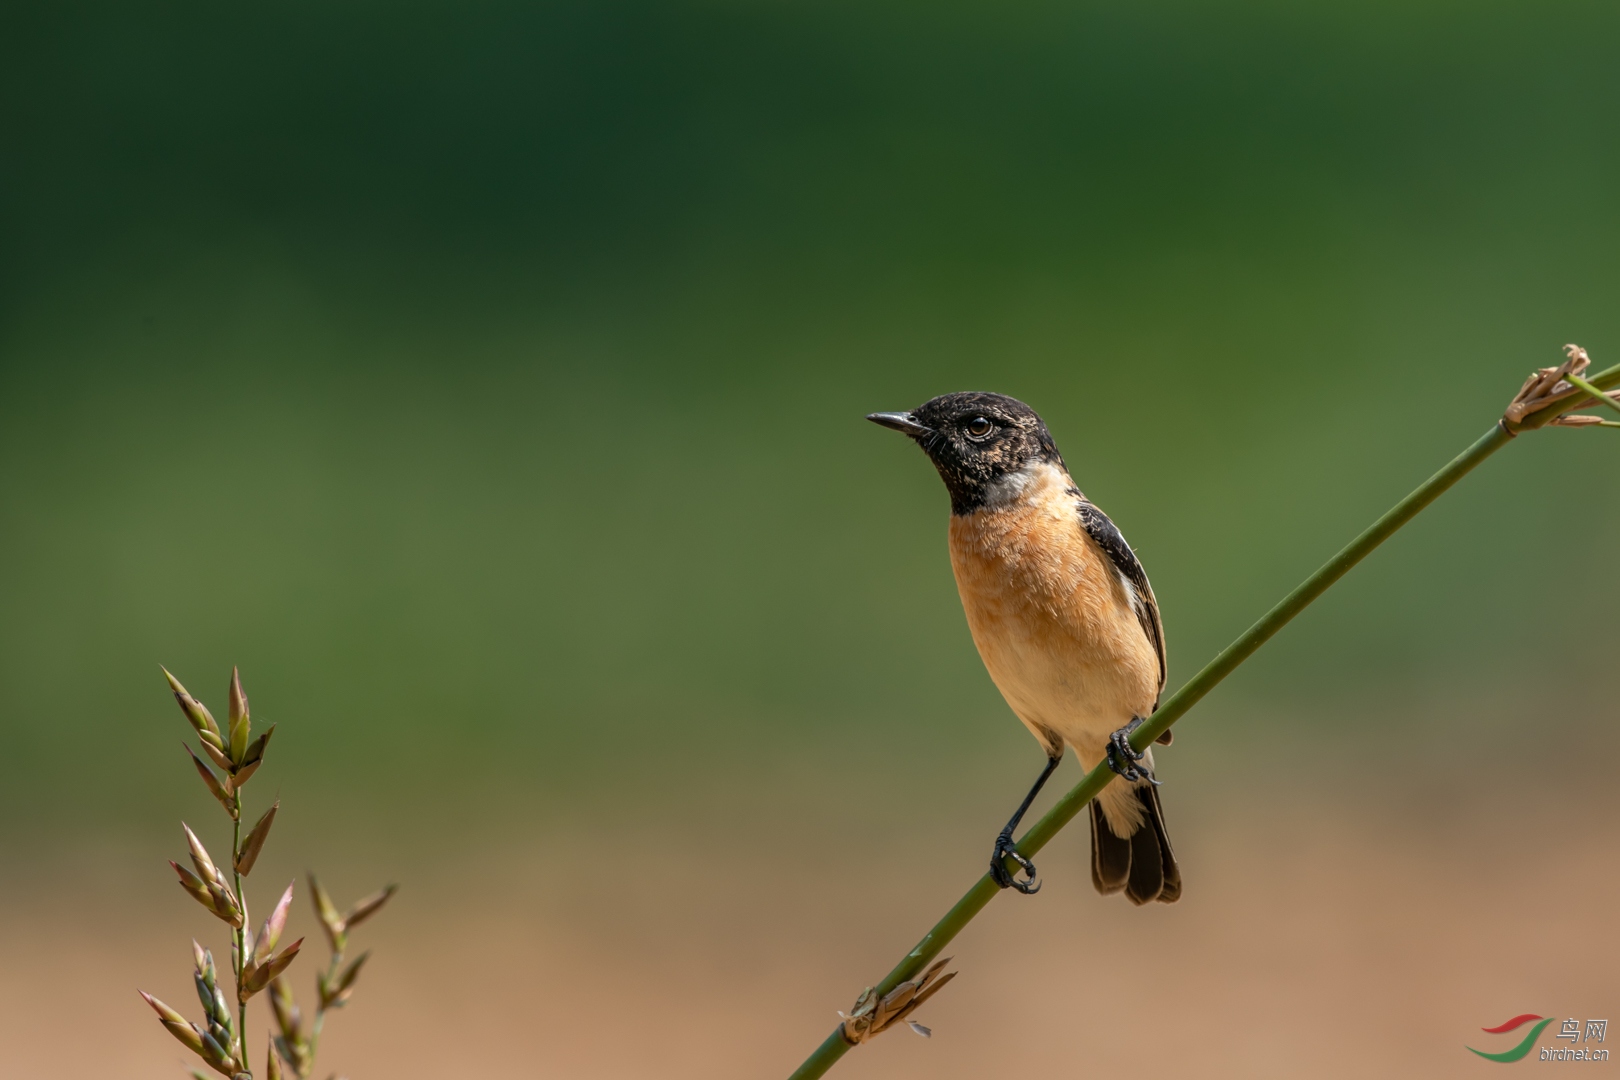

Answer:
[201,1029,234,1070]
[342,884,397,930]
[139,990,206,1056]
[273,1032,313,1079]
[182,824,223,889]
[231,725,274,788]
[191,940,212,982]
[309,874,346,952]
[227,668,250,765]
[172,862,215,911]
[138,989,191,1029]
[185,746,237,820]
[198,737,235,774]
[323,951,370,1009]
[269,977,303,1039]
[253,882,295,965]
[235,802,278,876]
[241,938,304,1001]
[163,667,224,750]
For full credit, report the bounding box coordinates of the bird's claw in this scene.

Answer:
[990,830,1040,893]
[1105,719,1160,786]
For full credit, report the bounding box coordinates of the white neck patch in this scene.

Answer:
[979,459,1065,511]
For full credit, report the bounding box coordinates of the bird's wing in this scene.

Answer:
[1077,500,1167,708]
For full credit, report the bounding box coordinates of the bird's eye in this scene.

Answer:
[965,417,994,439]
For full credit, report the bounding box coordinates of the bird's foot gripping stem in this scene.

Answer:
[990,829,1040,894]
[1105,718,1160,786]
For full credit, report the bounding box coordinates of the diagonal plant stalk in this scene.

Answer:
[787,349,1620,1080]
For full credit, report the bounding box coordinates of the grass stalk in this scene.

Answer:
[307,951,341,1059]
[787,355,1619,1080]
[1565,371,1620,418]
[234,793,247,1065]
[142,667,394,1078]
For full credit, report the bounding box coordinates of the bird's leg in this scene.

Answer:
[990,752,1062,894]
[1105,716,1160,786]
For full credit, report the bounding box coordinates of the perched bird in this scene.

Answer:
[869,392,1180,905]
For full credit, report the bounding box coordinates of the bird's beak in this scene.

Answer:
[866,411,931,437]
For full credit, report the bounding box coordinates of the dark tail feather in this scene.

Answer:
[1090,800,1130,895]
[1142,784,1181,903]
[1088,785,1181,905]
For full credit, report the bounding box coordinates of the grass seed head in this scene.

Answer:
[268,977,316,1076]
[269,977,302,1036]
[227,667,250,765]
[182,824,224,887]
[192,946,220,1016]
[320,950,370,1010]
[200,1029,236,1072]
[342,884,397,930]
[240,937,303,1002]
[198,736,236,774]
[172,861,215,907]
[163,667,224,752]
[272,1033,310,1079]
[309,874,345,952]
[180,824,244,927]
[252,882,296,966]
[191,940,213,983]
[139,990,204,1054]
[231,725,275,789]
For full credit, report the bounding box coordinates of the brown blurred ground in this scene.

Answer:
[9,731,1617,1080]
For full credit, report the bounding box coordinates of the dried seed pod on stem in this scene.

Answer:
[837,958,956,1044]
[1504,344,1620,429]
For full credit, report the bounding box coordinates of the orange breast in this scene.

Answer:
[946,462,1160,757]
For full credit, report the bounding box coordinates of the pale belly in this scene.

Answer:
[964,599,1154,762]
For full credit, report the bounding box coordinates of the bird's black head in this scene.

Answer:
[868,392,1063,514]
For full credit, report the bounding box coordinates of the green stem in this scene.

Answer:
[304,949,342,1078]
[787,361,1620,1080]
[232,792,247,1072]
[1564,372,1620,418]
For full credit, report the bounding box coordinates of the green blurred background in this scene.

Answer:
[2,2,1618,1077]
